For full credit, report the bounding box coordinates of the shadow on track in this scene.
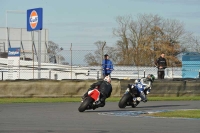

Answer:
[81,104,189,113]
[136,104,190,108]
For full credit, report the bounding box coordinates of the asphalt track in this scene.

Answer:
[0,101,200,133]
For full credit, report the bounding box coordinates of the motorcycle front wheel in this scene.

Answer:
[118,93,132,108]
[78,97,94,112]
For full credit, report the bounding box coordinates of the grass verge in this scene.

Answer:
[147,109,200,119]
[0,96,200,104]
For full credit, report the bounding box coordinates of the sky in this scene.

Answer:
[0,0,200,51]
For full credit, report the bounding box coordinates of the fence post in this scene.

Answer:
[54,74,58,80]
[199,70,200,78]
[97,71,99,79]
[49,69,51,79]
[1,71,3,80]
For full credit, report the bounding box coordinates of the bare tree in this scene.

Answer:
[84,41,116,66]
[113,16,132,65]
[47,41,65,64]
[84,41,104,66]
[113,13,191,67]
[187,36,200,53]
[84,14,196,67]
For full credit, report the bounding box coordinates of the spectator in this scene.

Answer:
[155,53,167,79]
[102,54,113,78]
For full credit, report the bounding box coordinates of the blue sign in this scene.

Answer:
[27,8,43,31]
[8,48,20,57]
[182,52,200,78]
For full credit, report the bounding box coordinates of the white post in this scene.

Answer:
[5,11,7,28]
[5,10,26,49]
[101,41,106,79]
[38,30,41,79]
[70,43,72,79]
[5,11,7,49]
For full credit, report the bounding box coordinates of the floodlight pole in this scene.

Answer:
[6,10,26,27]
[101,41,106,79]
[5,10,26,48]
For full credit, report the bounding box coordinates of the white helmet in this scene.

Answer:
[104,75,111,83]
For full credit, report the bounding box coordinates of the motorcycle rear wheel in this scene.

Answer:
[78,97,94,112]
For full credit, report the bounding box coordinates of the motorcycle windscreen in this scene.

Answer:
[88,89,100,101]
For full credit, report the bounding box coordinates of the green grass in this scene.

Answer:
[0,97,81,104]
[148,109,200,118]
[0,96,200,104]
[147,96,200,101]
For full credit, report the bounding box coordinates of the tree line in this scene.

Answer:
[84,13,200,67]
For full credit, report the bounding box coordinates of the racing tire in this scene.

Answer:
[78,97,94,112]
[118,93,131,108]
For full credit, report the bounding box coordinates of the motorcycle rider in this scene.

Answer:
[134,74,155,102]
[82,75,112,110]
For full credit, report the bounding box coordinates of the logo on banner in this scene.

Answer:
[29,10,38,29]
[27,8,43,31]
[8,48,20,57]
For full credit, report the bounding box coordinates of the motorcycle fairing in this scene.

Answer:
[88,89,100,102]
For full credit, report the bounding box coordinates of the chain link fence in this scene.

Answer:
[0,49,190,80]
[0,27,199,80]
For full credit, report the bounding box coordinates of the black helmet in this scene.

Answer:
[146,74,155,82]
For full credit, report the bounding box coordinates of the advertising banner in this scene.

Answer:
[7,47,20,80]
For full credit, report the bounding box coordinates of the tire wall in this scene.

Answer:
[0,79,199,98]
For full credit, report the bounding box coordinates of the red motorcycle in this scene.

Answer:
[78,88,101,112]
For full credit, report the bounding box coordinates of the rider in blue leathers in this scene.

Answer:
[134,74,155,102]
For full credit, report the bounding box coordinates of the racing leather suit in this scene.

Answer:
[82,80,112,108]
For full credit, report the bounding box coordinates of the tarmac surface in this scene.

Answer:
[0,101,200,133]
